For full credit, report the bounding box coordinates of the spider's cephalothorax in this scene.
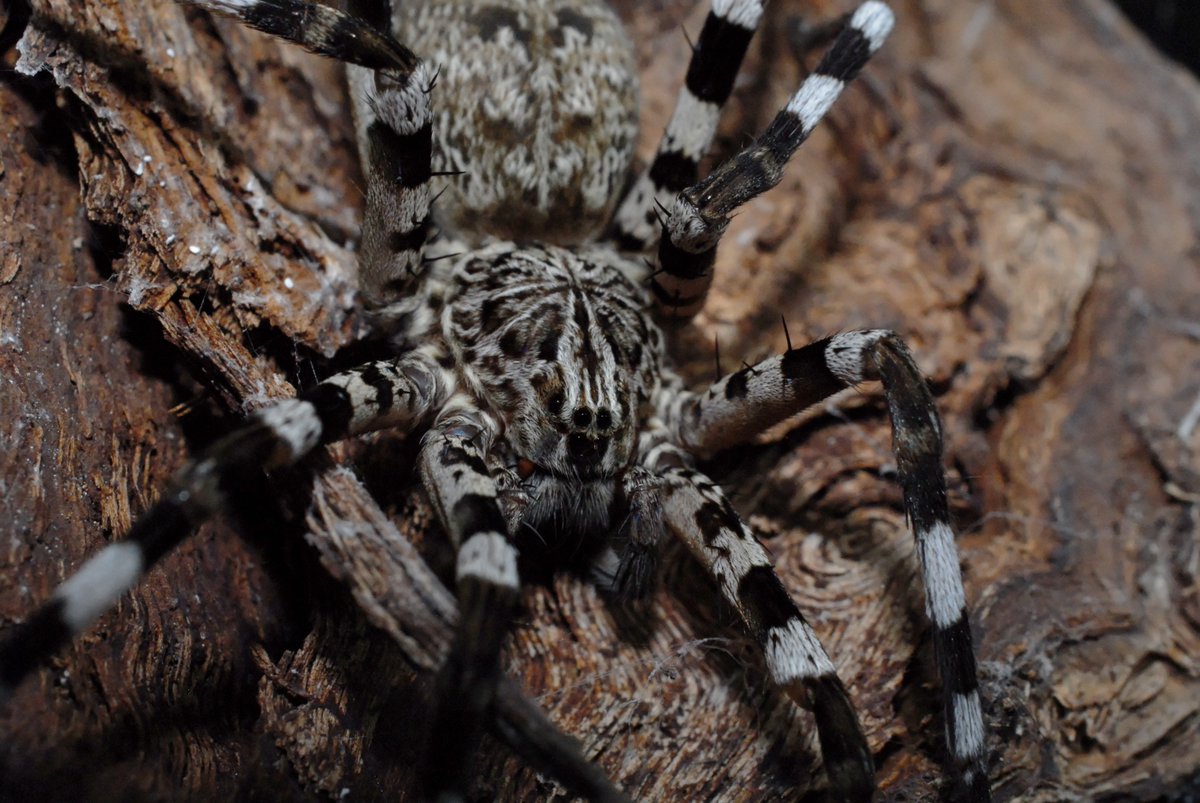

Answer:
[432,240,664,556]
[0,1,992,800]
[441,243,659,482]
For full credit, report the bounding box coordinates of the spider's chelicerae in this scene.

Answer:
[1,0,990,800]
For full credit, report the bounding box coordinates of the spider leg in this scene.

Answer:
[347,59,437,313]
[662,330,991,801]
[647,462,875,803]
[492,679,630,803]
[653,1,894,318]
[416,401,522,799]
[611,0,766,253]
[0,350,450,701]
[188,0,436,313]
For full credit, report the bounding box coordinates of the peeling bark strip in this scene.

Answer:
[2,1,1200,801]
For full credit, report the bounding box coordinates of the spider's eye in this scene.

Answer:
[595,409,612,430]
[548,392,565,414]
[572,408,591,428]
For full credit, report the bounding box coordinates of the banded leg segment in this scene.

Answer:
[0,351,449,700]
[347,58,437,310]
[653,1,894,317]
[649,464,874,802]
[417,404,522,798]
[189,0,435,309]
[661,331,872,457]
[872,338,990,802]
[662,330,990,800]
[612,0,765,252]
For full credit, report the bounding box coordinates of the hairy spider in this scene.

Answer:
[0,0,990,800]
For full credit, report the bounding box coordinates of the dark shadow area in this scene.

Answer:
[1116,0,1200,76]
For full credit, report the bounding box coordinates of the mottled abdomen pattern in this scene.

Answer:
[395,0,639,245]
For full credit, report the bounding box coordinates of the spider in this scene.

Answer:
[0,0,990,800]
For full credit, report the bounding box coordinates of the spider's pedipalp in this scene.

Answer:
[612,0,765,252]
[607,467,668,600]
[654,1,895,318]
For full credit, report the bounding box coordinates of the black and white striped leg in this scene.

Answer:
[661,332,858,457]
[0,350,450,701]
[611,0,765,252]
[491,679,631,803]
[188,0,436,311]
[650,464,875,802]
[417,403,522,799]
[187,0,418,72]
[348,58,437,311]
[653,1,894,318]
[870,337,989,803]
[663,330,990,800]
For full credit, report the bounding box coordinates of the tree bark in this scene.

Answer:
[1,0,1198,800]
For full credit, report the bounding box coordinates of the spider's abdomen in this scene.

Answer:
[397,0,638,246]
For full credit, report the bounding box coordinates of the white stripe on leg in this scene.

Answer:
[850,1,896,51]
[456,532,519,590]
[952,689,986,760]
[53,542,145,634]
[255,399,323,463]
[918,521,967,629]
[764,618,838,683]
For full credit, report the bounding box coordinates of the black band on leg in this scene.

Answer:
[611,0,766,252]
[653,2,895,318]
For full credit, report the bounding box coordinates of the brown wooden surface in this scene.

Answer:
[2,0,1199,800]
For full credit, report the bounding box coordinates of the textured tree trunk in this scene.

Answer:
[1,1,1198,800]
